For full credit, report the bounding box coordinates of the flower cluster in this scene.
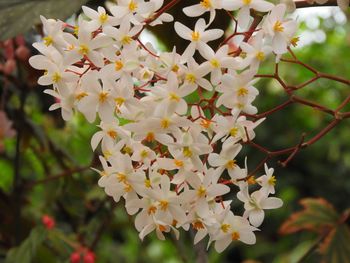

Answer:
[30,0,298,252]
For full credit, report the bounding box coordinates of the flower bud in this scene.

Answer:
[41,214,55,229]
[70,252,81,263]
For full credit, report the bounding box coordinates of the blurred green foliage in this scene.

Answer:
[0,2,349,263]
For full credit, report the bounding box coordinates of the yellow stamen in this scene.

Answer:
[145,179,151,188]
[174,159,184,168]
[210,58,220,68]
[78,44,89,55]
[169,92,180,102]
[115,60,123,71]
[268,175,276,186]
[200,119,211,129]
[256,51,265,61]
[159,200,169,211]
[237,87,248,96]
[158,225,166,232]
[128,0,138,11]
[43,36,53,46]
[73,26,79,36]
[221,223,230,233]
[273,21,284,32]
[107,130,118,140]
[231,231,240,240]
[147,205,157,215]
[145,132,155,142]
[247,176,256,185]
[75,92,88,101]
[115,97,125,106]
[160,118,170,129]
[99,13,108,24]
[191,31,200,41]
[197,185,206,197]
[172,64,179,72]
[117,172,127,183]
[200,0,212,8]
[291,36,299,47]
[226,160,237,170]
[243,0,251,4]
[52,72,61,83]
[121,36,132,45]
[122,146,133,155]
[140,149,149,159]
[183,146,192,157]
[230,127,238,137]
[99,92,109,103]
[185,73,196,83]
[192,220,205,230]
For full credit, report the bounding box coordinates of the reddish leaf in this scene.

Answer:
[279,198,339,235]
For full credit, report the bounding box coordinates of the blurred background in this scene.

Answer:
[0,1,349,262]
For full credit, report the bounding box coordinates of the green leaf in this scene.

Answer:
[0,0,88,41]
[5,226,47,263]
[279,198,339,235]
[319,224,350,263]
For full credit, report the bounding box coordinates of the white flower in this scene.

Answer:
[262,4,298,54]
[82,6,120,31]
[213,211,258,252]
[238,187,283,227]
[256,163,276,194]
[174,18,224,60]
[222,0,274,28]
[183,0,223,25]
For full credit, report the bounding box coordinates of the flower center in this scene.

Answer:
[115,97,125,107]
[99,92,109,103]
[160,118,170,129]
[200,0,212,8]
[169,92,180,102]
[99,13,108,24]
[107,130,118,139]
[147,205,157,215]
[243,0,252,4]
[230,127,238,137]
[117,172,127,183]
[52,72,61,83]
[231,231,240,240]
[268,175,276,186]
[121,36,132,45]
[128,0,138,11]
[191,31,200,41]
[183,146,193,157]
[210,58,220,68]
[273,21,284,32]
[200,119,211,129]
[226,160,237,169]
[159,200,169,211]
[256,51,265,61]
[197,185,207,197]
[237,87,248,96]
[174,159,184,167]
[43,36,53,46]
[75,92,88,101]
[79,44,90,55]
[193,220,205,230]
[115,60,124,71]
[221,223,231,233]
[185,73,196,83]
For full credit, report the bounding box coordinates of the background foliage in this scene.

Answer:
[0,1,349,262]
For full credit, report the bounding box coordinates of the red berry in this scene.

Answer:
[70,252,81,263]
[83,251,95,263]
[41,214,55,230]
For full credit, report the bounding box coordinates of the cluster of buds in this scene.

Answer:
[30,0,300,252]
[70,248,95,263]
